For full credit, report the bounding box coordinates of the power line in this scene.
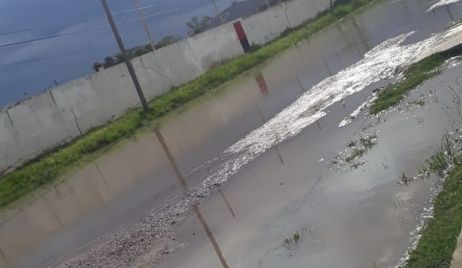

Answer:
[0,49,95,68]
[124,6,183,22]
[0,0,184,39]
[0,0,222,50]
[0,32,80,48]
[0,4,188,48]
[0,29,33,36]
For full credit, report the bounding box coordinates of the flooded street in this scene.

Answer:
[2,0,462,267]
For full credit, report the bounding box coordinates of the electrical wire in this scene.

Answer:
[0,29,33,36]
[0,1,197,48]
[0,0,186,39]
[0,49,95,68]
[0,0,220,53]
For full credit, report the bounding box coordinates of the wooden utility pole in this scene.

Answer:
[100,0,149,112]
[133,0,157,52]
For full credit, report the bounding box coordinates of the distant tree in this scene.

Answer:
[144,44,154,52]
[103,56,116,68]
[134,48,146,57]
[187,16,212,36]
[96,34,182,70]
[114,53,124,64]
[156,35,181,49]
[92,61,103,72]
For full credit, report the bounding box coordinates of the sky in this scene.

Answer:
[0,0,234,107]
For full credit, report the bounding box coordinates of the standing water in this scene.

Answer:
[1,0,462,267]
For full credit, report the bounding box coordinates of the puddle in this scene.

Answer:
[1,0,462,267]
[155,55,462,268]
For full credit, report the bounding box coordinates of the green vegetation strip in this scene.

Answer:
[407,164,462,268]
[0,0,378,209]
[371,44,462,114]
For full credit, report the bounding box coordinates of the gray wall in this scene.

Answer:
[0,0,333,174]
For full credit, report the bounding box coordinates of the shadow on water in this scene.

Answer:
[154,128,232,268]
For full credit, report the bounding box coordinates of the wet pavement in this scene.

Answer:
[2,0,462,267]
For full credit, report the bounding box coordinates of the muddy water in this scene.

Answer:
[1,0,462,267]
[157,61,462,268]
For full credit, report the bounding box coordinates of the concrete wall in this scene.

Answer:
[286,0,331,28]
[185,22,245,69]
[0,0,333,174]
[242,4,291,46]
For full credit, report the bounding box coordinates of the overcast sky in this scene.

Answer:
[0,0,233,107]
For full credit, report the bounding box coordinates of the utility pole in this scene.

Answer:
[100,0,149,112]
[211,0,225,24]
[133,0,156,52]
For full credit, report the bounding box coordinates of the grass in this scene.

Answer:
[345,148,367,163]
[344,134,377,163]
[407,131,462,267]
[407,165,462,268]
[371,43,462,114]
[370,54,445,114]
[374,45,462,266]
[0,0,380,209]
[283,231,301,248]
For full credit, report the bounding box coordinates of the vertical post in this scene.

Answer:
[133,0,157,52]
[154,128,230,268]
[211,0,225,24]
[100,0,149,112]
[233,21,251,53]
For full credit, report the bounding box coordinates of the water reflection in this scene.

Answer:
[154,128,232,268]
[255,73,269,96]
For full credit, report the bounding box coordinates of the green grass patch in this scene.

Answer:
[407,131,462,267]
[0,0,379,209]
[370,54,445,114]
[407,165,462,268]
[370,43,462,114]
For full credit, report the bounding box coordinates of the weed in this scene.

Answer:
[293,232,300,242]
[371,44,462,114]
[348,140,357,147]
[283,231,302,248]
[401,173,411,185]
[360,134,377,149]
[407,131,462,267]
[407,165,462,267]
[411,99,426,107]
[345,148,367,163]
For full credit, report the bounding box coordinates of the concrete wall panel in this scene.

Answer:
[5,93,72,165]
[89,64,140,117]
[185,23,244,69]
[0,111,19,173]
[242,5,290,46]
[52,77,107,134]
[131,56,172,100]
[286,0,330,28]
[142,41,203,86]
